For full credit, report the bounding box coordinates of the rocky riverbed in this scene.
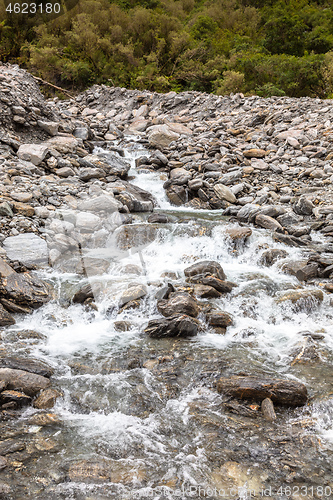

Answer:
[0,64,333,499]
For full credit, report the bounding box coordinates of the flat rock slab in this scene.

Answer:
[216,376,307,406]
[3,233,48,267]
[0,368,50,396]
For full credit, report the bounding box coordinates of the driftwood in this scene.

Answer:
[31,75,74,98]
[217,376,307,406]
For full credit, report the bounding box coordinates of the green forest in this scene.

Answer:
[1,0,333,97]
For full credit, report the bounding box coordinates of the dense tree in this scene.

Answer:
[1,0,333,97]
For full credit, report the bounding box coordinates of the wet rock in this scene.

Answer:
[272,232,308,247]
[193,284,221,298]
[67,459,145,484]
[224,227,252,242]
[0,439,25,455]
[290,337,320,364]
[166,184,188,205]
[155,283,175,300]
[211,461,269,494]
[206,311,234,327]
[214,184,236,203]
[0,390,31,407]
[169,167,191,185]
[33,388,61,409]
[113,224,157,250]
[259,249,288,266]
[0,304,15,326]
[294,197,314,216]
[216,376,307,406]
[17,143,48,165]
[296,263,319,282]
[0,456,7,469]
[0,258,15,278]
[281,260,308,276]
[157,292,200,318]
[72,283,94,303]
[3,233,48,267]
[276,289,323,311]
[255,214,283,232]
[184,260,226,281]
[28,412,61,426]
[199,276,236,293]
[261,398,276,422]
[114,320,132,332]
[0,272,52,308]
[148,213,171,223]
[119,284,147,307]
[0,368,50,396]
[0,357,54,378]
[145,314,199,338]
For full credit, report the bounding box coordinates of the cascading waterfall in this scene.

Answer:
[3,142,333,499]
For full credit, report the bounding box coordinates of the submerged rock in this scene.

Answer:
[216,376,308,406]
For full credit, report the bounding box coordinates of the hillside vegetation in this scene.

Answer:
[1,0,333,97]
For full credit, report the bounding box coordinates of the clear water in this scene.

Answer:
[1,142,333,499]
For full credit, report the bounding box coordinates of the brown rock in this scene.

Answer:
[0,272,52,308]
[0,368,50,396]
[67,459,145,484]
[12,202,35,217]
[261,398,277,421]
[33,388,61,409]
[259,249,288,266]
[28,413,61,426]
[216,376,307,406]
[193,284,222,298]
[206,312,234,328]
[0,390,31,407]
[184,260,226,281]
[255,214,283,232]
[157,292,199,318]
[0,357,54,377]
[0,303,15,326]
[0,258,15,278]
[0,298,31,314]
[243,149,266,158]
[145,314,199,338]
[224,227,252,242]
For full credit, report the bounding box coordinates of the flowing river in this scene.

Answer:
[2,141,333,499]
